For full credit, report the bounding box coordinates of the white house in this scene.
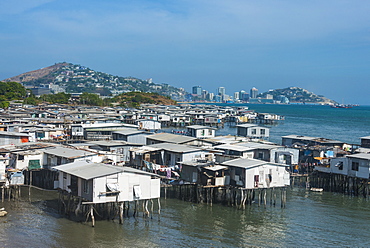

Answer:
[53,161,160,203]
[186,125,216,139]
[236,124,269,139]
[222,158,290,189]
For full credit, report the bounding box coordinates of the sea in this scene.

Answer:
[1,104,370,247]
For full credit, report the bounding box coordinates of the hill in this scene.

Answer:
[2,62,186,101]
[259,87,337,104]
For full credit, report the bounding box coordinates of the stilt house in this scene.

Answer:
[53,161,160,203]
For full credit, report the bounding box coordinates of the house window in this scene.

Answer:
[251,129,257,135]
[83,180,89,194]
[352,162,359,171]
[208,130,212,135]
[260,129,266,135]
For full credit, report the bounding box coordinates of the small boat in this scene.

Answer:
[310,188,323,192]
[331,104,352,109]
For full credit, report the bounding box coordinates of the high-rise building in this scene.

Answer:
[192,86,202,95]
[250,87,258,99]
[234,92,240,101]
[207,92,214,101]
[218,87,226,96]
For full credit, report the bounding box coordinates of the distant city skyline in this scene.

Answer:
[1,1,370,104]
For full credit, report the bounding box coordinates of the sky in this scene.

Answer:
[1,0,370,104]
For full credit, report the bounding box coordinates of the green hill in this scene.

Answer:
[259,87,337,104]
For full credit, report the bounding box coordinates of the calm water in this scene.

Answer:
[191,103,370,145]
[1,188,370,247]
[1,104,370,247]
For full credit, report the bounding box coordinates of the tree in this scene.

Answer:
[80,92,103,106]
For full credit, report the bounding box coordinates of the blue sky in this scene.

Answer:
[1,0,370,104]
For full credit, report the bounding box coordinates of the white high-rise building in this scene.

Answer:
[250,87,258,98]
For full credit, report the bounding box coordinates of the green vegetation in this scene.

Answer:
[80,92,104,106]
[113,92,176,108]
[0,81,27,108]
[40,92,71,104]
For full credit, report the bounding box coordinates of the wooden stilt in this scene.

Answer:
[145,200,149,217]
[119,202,124,224]
[157,198,161,215]
[90,205,95,227]
[133,200,137,217]
[150,199,154,219]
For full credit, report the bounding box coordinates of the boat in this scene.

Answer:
[331,104,352,109]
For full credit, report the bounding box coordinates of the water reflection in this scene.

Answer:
[1,187,370,247]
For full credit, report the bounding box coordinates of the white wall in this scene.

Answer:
[244,164,289,189]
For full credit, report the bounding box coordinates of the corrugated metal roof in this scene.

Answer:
[237,142,282,149]
[186,125,216,130]
[148,143,202,153]
[0,131,30,137]
[223,158,289,169]
[53,161,158,179]
[222,158,266,168]
[347,153,370,160]
[88,140,128,147]
[215,144,254,152]
[236,124,259,128]
[54,161,123,179]
[281,135,318,140]
[44,147,96,158]
[203,165,228,171]
[113,129,149,135]
[146,133,196,144]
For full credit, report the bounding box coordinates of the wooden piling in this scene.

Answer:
[119,202,124,224]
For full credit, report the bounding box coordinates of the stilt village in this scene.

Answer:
[0,102,369,226]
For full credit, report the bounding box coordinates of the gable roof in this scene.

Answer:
[53,161,157,180]
[347,153,370,160]
[186,125,216,130]
[222,158,287,169]
[146,133,197,144]
[44,147,96,159]
[148,143,202,153]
